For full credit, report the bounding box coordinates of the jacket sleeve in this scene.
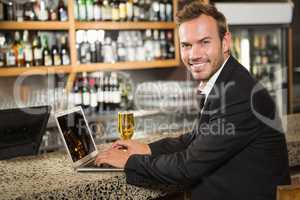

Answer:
[148,131,196,156]
[124,99,263,186]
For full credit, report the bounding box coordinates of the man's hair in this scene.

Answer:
[176,1,228,41]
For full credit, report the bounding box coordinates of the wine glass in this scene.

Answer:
[118,111,135,140]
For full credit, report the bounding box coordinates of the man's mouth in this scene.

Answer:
[190,62,209,71]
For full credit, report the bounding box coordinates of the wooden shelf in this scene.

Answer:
[0,66,73,77]
[74,59,180,73]
[0,21,70,30]
[75,21,176,30]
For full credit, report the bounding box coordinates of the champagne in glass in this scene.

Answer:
[118,111,134,140]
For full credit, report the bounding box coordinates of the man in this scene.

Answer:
[95,2,291,199]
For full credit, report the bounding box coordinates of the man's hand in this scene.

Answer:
[94,140,151,168]
[95,148,130,168]
[112,140,152,155]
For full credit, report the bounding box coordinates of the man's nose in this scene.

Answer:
[189,44,204,60]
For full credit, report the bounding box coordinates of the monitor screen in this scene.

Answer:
[57,110,96,162]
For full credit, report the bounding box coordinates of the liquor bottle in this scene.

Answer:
[153,30,161,60]
[82,72,91,114]
[96,30,104,62]
[159,0,166,21]
[126,0,133,21]
[93,0,102,21]
[160,30,167,59]
[78,0,87,21]
[58,0,68,21]
[0,35,5,67]
[111,0,120,21]
[23,1,36,21]
[81,31,92,64]
[49,1,58,21]
[23,30,33,67]
[103,73,110,111]
[117,33,126,62]
[89,75,98,114]
[0,1,3,20]
[87,30,97,63]
[138,0,145,21]
[144,29,153,61]
[74,0,79,20]
[102,0,112,21]
[165,0,173,22]
[111,72,121,110]
[150,0,159,21]
[97,72,104,112]
[42,36,52,66]
[52,42,61,66]
[13,31,25,67]
[32,35,43,66]
[267,34,280,64]
[144,0,151,21]
[86,0,94,21]
[6,1,15,21]
[39,0,49,21]
[60,36,70,65]
[73,77,82,107]
[119,0,126,21]
[6,38,16,67]
[132,0,139,21]
[260,35,268,65]
[103,36,114,63]
[166,30,175,59]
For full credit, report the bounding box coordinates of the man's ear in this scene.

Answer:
[222,32,232,54]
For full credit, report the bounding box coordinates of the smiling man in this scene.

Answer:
[95,2,291,200]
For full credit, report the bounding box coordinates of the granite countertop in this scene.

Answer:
[0,143,169,200]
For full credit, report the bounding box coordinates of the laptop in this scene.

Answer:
[0,105,51,160]
[55,106,123,172]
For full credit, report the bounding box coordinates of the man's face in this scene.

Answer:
[179,14,231,82]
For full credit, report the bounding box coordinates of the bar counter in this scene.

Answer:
[1,115,300,200]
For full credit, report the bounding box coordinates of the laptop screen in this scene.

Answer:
[57,109,96,162]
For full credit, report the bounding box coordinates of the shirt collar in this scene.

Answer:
[198,56,230,96]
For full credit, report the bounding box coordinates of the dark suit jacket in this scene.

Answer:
[124,56,291,200]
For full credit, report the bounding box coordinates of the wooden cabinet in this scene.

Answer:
[0,0,180,77]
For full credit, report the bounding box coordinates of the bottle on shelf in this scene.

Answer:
[51,41,61,66]
[42,36,52,66]
[165,0,173,22]
[86,0,94,21]
[78,0,87,21]
[60,36,70,65]
[32,35,43,66]
[89,74,98,114]
[82,72,91,114]
[132,0,140,21]
[119,0,126,22]
[126,0,133,21]
[0,1,3,21]
[5,38,16,67]
[150,0,159,21]
[97,71,104,112]
[13,31,25,67]
[39,0,49,21]
[58,0,68,21]
[23,30,33,67]
[23,1,37,21]
[102,0,112,21]
[6,1,15,21]
[0,34,5,67]
[93,0,102,21]
[74,0,79,20]
[166,30,175,59]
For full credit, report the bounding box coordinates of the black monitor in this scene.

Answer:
[0,105,51,160]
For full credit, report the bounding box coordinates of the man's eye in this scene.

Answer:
[203,40,210,44]
[181,44,191,48]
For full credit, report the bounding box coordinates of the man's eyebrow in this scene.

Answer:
[180,37,213,45]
